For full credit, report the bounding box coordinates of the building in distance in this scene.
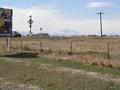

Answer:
[32,33,50,37]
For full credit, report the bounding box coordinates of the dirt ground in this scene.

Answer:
[0,81,43,90]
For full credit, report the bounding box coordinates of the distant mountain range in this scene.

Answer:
[18,29,120,37]
[51,29,80,36]
[19,29,80,36]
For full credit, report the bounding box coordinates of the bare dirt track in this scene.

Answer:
[0,57,120,90]
[39,64,120,83]
[0,81,43,90]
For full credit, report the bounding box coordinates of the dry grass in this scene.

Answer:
[0,36,120,68]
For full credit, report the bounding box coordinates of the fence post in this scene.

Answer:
[49,44,52,53]
[40,41,43,52]
[70,42,73,54]
[107,43,110,59]
[21,37,23,53]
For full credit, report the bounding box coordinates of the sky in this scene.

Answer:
[0,0,120,36]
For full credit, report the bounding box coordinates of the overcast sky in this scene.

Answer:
[0,0,120,36]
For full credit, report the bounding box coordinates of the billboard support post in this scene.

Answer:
[6,37,10,53]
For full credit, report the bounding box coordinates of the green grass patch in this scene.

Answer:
[7,57,120,78]
[0,59,119,90]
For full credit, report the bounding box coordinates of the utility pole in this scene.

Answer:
[97,11,104,38]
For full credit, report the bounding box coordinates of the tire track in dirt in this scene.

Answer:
[2,58,120,84]
[39,64,120,83]
[0,81,43,90]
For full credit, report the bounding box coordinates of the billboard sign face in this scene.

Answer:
[0,8,12,37]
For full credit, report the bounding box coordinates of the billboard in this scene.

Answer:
[0,8,12,37]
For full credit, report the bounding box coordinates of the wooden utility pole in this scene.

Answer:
[97,11,104,38]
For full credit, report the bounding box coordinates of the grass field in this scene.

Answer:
[0,56,120,90]
[0,36,120,89]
